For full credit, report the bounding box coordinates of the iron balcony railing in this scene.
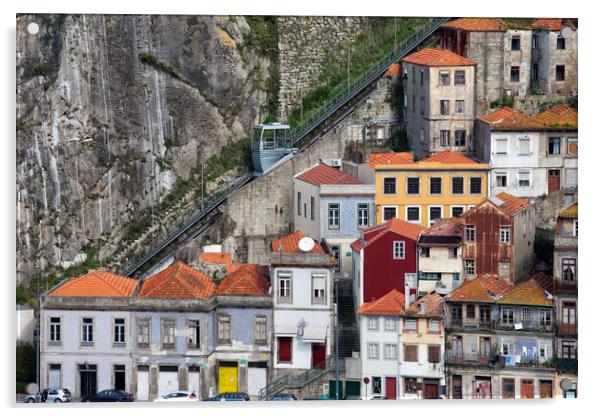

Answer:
[495,320,555,333]
[555,358,578,373]
[446,351,497,366]
[289,17,450,148]
[446,318,494,331]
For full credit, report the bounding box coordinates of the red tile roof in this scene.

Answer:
[296,163,360,186]
[402,47,477,67]
[271,231,325,254]
[446,274,513,303]
[420,218,462,238]
[532,104,577,129]
[357,289,406,316]
[442,18,505,32]
[558,202,578,219]
[479,107,545,130]
[386,63,402,77]
[520,272,554,294]
[367,152,414,167]
[49,270,138,297]
[217,264,270,296]
[420,150,481,164]
[531,18,563,31]
[498,278,553,306]
[494,192,530,216]
[404,292,444,318]
[139,261,216,299]
[352,219,425,251]
[199,252,242,272]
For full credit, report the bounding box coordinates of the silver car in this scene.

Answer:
[26,387,72,403]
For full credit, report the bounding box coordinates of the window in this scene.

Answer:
[439,70,450,85]
[188,319,200,349]
[420,69,424,85]
[496,138,508,154]
[499,262,511,279]
[405,377,418,393]
[310,197,315,220]
[312,273,326,304]
[562,341,576,359]
[218,315,231,344]
[384,318,397,332]
[556,65,565,81]
[331,245,340,272]
[440,100,450,115]
[49,317,61,343]
[500,227,511,243]
[368,342,379,359]
[404,319,417,332]
[406,177,420,195]
[404,344,418,362]
[480,306,491,323]
[420,97,425,115]
[466,304,475,319]
[81,318,93,344]
[557,35,565,50]
[420,128,425,143]
[372,376,382,394]
[532,63,539,81]
[510,66,520,82]
[114,318,125,345]
[137,318,150,347]
[452,177,464,194]
[449,247,459,258]
[465,225,475,242]
[455,100,465,114]
[539,309,552,326]
[521,307,532,322]
[567,137,578,156]
[428,320,440,333]
[368,317,379,331]
[393,241,405,259]
[502,378,515,399]
[384,344,398,360]
[451,206,464,217]
[464,259,475,276]
[574,220,578,237]
[277,271,292,303]
[297,192,301,215]
[254,316,267,345]
[532,34,538,49]
[469,177,481,195]
[428,345,441,363]
[304,203,307,218]
[429,206,442,226]
[518,137,530,155]
[496,172,507,187]
[440,130,450,146]
[454,130,466,146]
[383,206,397,221]
[278,337,292,363]
[451,305,462,322]
[548,137,561,155]
[327,203,340,229]
[357,203,369,228]
[562,258,576,282]
[406,206,420,222]
[454,70,465,85]
[419,246,430,258]
[501,307,514,324]
[383,177,397,195]
[501,342,513,356]
[429,177,442,195]
[511,36,521,51]
[162,319,176,348]
[518,171,530,187]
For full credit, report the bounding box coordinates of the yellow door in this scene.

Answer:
[218,366,238,393]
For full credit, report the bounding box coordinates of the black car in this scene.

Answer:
[203,392,250,401]
[265,393,297,401]
[81,390,134,402]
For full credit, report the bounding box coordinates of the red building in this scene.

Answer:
[351,218,424,306]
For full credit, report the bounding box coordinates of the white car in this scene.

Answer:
[154,391,198,402]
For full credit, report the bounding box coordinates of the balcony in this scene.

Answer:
[500,356,555,370]
[558,323,577,336]
[446,318,493,331]
[555,358,578,374]
[446,351,497,366]
[555,282,577,294]
[554,235,577,249]
[495,320,555,333]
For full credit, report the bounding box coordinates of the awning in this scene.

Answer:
[302,325,328,343]
[274,325,298,335]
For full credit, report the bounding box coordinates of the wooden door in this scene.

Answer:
[452,375,462,399]
[311,343,326,368]
[423,380,439,399]
[520,379,534,399]
[548,170,560,193]
[539,380,553,398]
[385,377,397,400]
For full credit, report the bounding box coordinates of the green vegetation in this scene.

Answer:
[286,17,430,131]
[16,341,36,392]
[490,95,515,109]
[390,128,410,152]
[534,234,553,266]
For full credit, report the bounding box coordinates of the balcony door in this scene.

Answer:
[479,337,491,362]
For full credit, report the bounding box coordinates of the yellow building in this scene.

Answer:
[370,150,489,227]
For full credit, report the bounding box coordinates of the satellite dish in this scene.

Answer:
[27,22,40,35]
[298,237,315,252]
[560,378,576,391]
[561,26,574,38]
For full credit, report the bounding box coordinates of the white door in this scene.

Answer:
[188,370,200,396]
[158,369,179,398]
[137,370,149,401]
[247,367,267,397]
[48,366,61,387]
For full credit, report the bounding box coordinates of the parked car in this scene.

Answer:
[203,392,250,401]
[265,393,297,401]
[25,388,72,403]
[154,391,198,402]
[81,390,134,402]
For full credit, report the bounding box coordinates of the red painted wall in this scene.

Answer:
[362,230,417,303]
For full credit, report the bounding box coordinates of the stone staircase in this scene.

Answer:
[336,278,360,358]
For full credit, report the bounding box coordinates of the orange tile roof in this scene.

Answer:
[352,218,425,251]
[271,231,325,254]
[479,107,545,130]
[139,261,216,299]
[402,47,477,67]
[558,202,578,219]
[532,104,577,129]
[367,152,414,167]
[385,63,402,77]
[521,272,554,294]
[494,192,530,216]
[446,274,513,303]
[357,289,406,315]
[49,270,138,297]
[498,278,553,306]
[404,292,444,318]
[199,252,241,272]
[217,264,270,296]
[420,150,481,164]
[442,17,505,32]
[296,163,360,186]
[420,218,462,238]
[531,18,563,31]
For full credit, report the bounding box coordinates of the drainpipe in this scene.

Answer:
[335,277,339,400]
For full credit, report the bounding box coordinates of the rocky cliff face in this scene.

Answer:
[16,14,273,282]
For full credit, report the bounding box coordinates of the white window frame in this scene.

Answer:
[49,316,61,344]
[187,319,201,349]
[113,318,126,345]
[405,205,421,223]
[368,342,380,360]
[327,203,340,230]
[393,241,405,260]
[495,171,508,188]
[499,261,511,279]
[382,205,398,221]
[573,220,578,237]
[81,317,94,345]
[450,205,465,218]
[384,343,398,360]
[518,136,531,155]
[495,137,508,155]
[464,259,476,276]
[465,225,476,242]
[428,205,443,226]
[428,319,440,333]
[501,307,514,324]
[404,319,417,332]
[357,203,370,228]
[384,318,397,332]
[277,271,293,304]
[311,273,327,305]
[136,318,150,347]
[368,317,379,331]
[500,227,511,244]
[518,171,531,188]
[521,307,531,322]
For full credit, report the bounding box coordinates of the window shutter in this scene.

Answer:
[278,337,292,362]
